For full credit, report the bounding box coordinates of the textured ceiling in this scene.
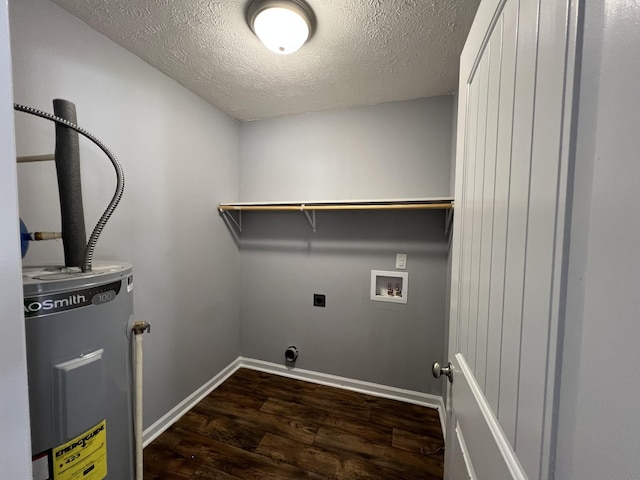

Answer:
[50,0,480,121]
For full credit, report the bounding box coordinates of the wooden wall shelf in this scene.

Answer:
[218,197,454,234]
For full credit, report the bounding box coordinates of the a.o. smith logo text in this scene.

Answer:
[24,280,123,318]
[25,294,87,314]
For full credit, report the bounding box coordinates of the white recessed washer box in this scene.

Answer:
[370,270,408,304]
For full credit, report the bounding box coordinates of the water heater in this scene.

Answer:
[16,99,139,480]
[24,263,135,479]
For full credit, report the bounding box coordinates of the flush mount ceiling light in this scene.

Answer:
[247,0,316,55]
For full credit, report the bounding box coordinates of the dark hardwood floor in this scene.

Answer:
[143,368,444,479]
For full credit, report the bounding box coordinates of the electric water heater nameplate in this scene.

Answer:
[23,280,122,318]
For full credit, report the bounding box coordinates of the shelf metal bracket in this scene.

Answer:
[222,209,242,233]
[301,205,317,233]
[444,207,454,237]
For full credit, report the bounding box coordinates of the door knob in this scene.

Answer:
[432,361,453,383]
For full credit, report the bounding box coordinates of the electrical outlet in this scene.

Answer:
[313,294,326,307]
[396,254,407,269]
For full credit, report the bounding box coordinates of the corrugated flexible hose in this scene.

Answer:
[13,103,124,272]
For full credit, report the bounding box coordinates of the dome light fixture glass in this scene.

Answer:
[247,0,316,55]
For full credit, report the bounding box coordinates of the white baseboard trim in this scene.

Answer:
[142,357,242,447]
[143,356,446,447]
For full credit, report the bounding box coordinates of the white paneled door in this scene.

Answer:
[441,0,579,478]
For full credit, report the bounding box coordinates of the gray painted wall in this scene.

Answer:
[10,0,241,428]
[240,97,453,202]
[0,1,32,476]
[555,1,640,478]
[238,98,453,394]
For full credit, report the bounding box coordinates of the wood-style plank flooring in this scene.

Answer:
[143,368,444,479]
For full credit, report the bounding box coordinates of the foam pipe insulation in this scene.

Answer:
[53,99,87,268]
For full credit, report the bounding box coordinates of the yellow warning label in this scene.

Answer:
[52,420,107,480]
